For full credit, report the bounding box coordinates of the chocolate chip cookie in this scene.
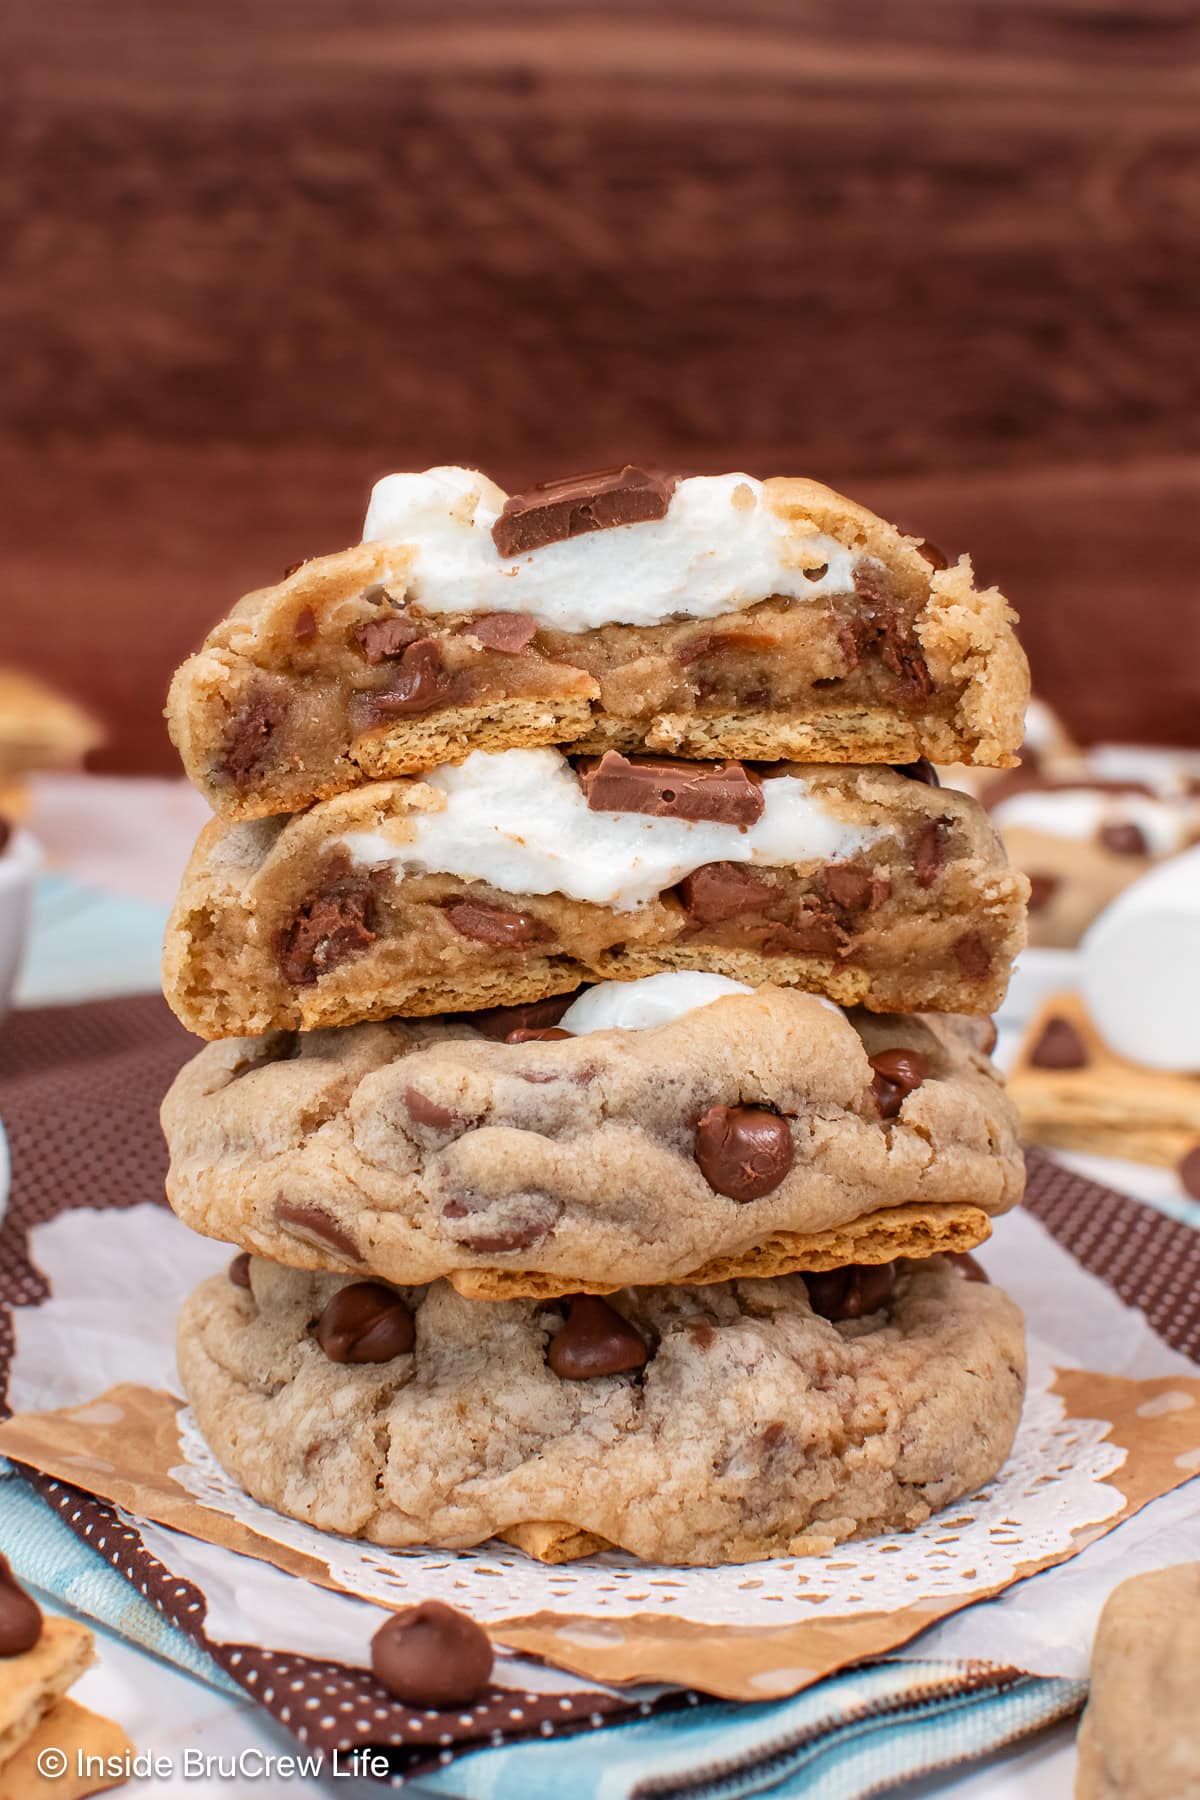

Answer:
[160,985,1022,1294]
[177,1253,1026,1564]
[166,468,1029,822]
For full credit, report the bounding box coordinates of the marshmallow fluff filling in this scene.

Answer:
[556,973,841,1034]
[339,748,890,912]
[361,466,860,632]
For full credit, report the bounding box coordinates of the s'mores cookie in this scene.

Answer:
[161,979,1022,1295]
[177,1253,1026,1565]
[162,750,1028,1037]
[166,467,1029,820]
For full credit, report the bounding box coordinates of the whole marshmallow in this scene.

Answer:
[1080,844,1200,1071]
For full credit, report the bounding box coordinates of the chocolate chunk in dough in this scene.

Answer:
[823,863,876,912]
[850,565,934,700]
[505,1027,573,1043]
[404,1087,467,1131]
[678,861,775,925]
[914,818,951,889]
[953,931,992,979]
[220,694,285,789]
[372,1601,494,1709]
[444,900,554,948]
[465,993,579,1039]
[916,540,950,570]
[317,1282,415,1364]
[892,757,941,787]
[0,1556,41,1657]
[869,1048,931,1119]
[275,1201,362,1262]
[1027,872,1060,913]
[468,612,539,652]
[278,861,377,986]
[579,752,764,826]
[694,1104,795,1201]
[440,1193,561,1254]
[293,607,317,643]
[1029,1015,1089,1070]
[228,1252,253,1289]
[356,615,423,663]
[1179,1143,1200,1201]
[548,1295,649,1380]
[1098,820,1149,858]
[371,640,458,715]
[805,1262,896,1322]
[750,901,848,960]
[492,465,677,558]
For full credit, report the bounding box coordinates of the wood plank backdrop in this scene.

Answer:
[3,0,1199,771]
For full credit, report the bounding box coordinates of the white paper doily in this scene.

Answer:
[171,1342,1125,1628]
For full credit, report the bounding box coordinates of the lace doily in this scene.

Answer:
[171,1343,1125,1627]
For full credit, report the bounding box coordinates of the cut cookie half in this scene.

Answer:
[166,467,1029,820]
[177,1255,1026,1565]
[161,982,1022,1293]
[162,750,1029,1037]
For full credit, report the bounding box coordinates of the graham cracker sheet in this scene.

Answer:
[3,1200,1199,1701]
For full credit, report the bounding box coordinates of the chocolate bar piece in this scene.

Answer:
[492,466,677,558]
[578,752,764,826]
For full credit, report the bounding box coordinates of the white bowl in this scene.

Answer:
[0,827,41,1022]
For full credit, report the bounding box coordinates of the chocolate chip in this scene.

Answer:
[466,994,579,1039]
[372,640,458,715]
[228,1031,302,1082]
[914,817,950,888]
[892,757,941,787]
[688,1323,716,1351]
[356,615,423,663]
[228,1252,252,1289]
[953,931,992,979]
[372,1601,494,1709]
[548,1295,649,1380]
[750,904,848,960]
[1098,820,1149,857]
[805,1262,897,1322]
[1029,1015,1089,1070]
[492,466,677,558]
[278,863,377,986]
[505,1027,573,1042]
[978,1018,999,1056]
[404,1087,464,1131]
[220,694,285,789]
[440,1195,561,1253]
[947,1251,989,1283]
[694,1104,794,1201]
[0,818,10,857]
[579,751,765,827]
[444,900,553,947]
[849,565,934,700]
[916,539,950,570]
[678,862,774,925]
[275,1202,361,1262]
[869,1048,931,1119]
[468,612,538,652]
[824,863,874,912]
[293,607,317,643]
[317,1282,414,1364]
[675,628,778,665]
[1178,1143,1200,1200]
[0,1557,41,1657]
[1027,872,1060,913]
[283,557,310,578]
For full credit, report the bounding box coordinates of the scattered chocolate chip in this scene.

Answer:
[1027,872,1060,913]
[953,931,992,979]
[675,628,778,665]
[548,1295,649,1379]
[444,900,553,947]
[317,1282,415,1364]
[688,1323,716,1350]
[220,694,285,789]
[849,565,934,700]
[440,1195,561,1253]
[761,1420,786,1450]
[678,861,775,925]
[1029,1015,1089,1070]
[278,861,377,986]
[404,1087,464,1131]
[749,904,848,960]
[293,607,317,643]
[466,994,578,1039]
[915,539,950,570]
[356,615,423,663]
[579,751,764,826]
[1178,1143,1200,1200]
[372,640,458,715]
[468,612,539,652]
[824,863,874,912]
[892,757,941,787]
[946,1251,989,1283]
[802,562,829,582]
[228,1031,302,1082]
[979,1018,999,1056]
[869,1049,930,1118]
[275,1201,361,1262]
[283,558,310,579]
[0,818,10,857]
[0,1557,41,1658]
[694,1104,794,1201]
[505,1027,573,1043]
[228,1252,252,1289]
[492,466,677,558]
[914,817,951,888]
[805,1261,897,1322]
[1098,820,1149,857]
[372,1601,494,1709]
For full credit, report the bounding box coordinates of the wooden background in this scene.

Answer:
[3,0,1199,771]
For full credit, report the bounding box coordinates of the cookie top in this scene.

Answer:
[177,1253,1027,1565]
[162,982,1023,1293]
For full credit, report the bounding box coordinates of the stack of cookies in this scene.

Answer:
[160,466,1031,1565]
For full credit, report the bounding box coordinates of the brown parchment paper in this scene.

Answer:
[3,1369,1198,1701]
